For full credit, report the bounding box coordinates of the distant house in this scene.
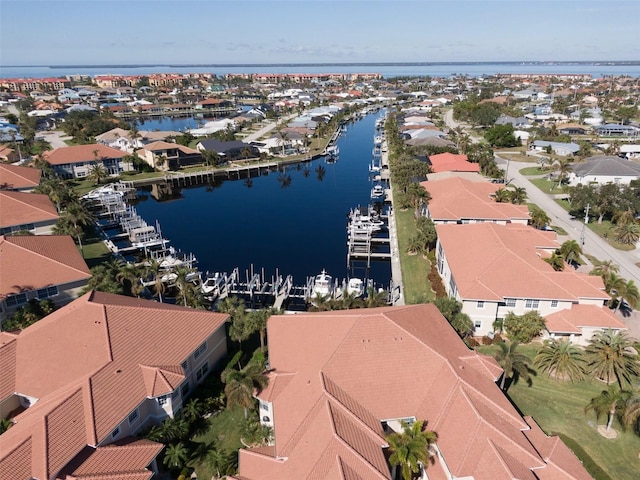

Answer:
[0,191,59,235]
[95,127,143,152]
[0,291,229,480]
[0,163,41,191]
[495,114,531,129]
[435,223,609,336]
[426,152,481,173]
[43,144,133,179]
[0,145,20,163]
[530,140,580,156]
[568,155,640,186]
[0,235,91,322]
[420,176,529,225]
[136,141,202,171]
[558,124,589,135]
[196,139,259,161]
[595,123,639,137]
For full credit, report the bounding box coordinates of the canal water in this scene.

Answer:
[132,112,391,289]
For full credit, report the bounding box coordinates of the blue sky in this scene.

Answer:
[1,0,638,66]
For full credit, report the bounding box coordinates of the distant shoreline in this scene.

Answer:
[4,60,640,69]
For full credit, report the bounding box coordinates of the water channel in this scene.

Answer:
[132,112,392,290]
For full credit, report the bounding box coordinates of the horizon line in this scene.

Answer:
[3,60,640,69]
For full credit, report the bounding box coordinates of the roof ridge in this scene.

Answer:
[5,236,91,277]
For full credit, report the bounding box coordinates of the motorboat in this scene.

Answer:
[202,272,225,297]
[325,145,339,157]
[371,184,384,199]
[346,278,365,297]
[312,269,334,298]
[373,135,383,146]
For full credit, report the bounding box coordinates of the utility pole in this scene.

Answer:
[581,203,590,246]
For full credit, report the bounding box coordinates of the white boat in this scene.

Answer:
[325,145,339,157]
[371,184,384,199]
[312,269,334,298]
[373,135,383,146]
[202,272,225,296]
[346,278,365,297]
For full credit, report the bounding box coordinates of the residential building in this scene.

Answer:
[43,144,133,179]
[435,223,609,336]
[196,139,259,161]
[568,155,640,186]
[0,191,59,235]
[530,140,580,156]
[0,235,91,323]
[420,176,529,225]
[543,304,627,346]
[0,291,229,480]
[136,141,202,171]
[0,164,41,191]
[426,152,481,173]
[595,123,639,137]
[234,304,591,480]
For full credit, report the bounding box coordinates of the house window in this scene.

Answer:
[193,341,207,360]
[36,286,59,299]
[505,298,516,308]
[128,409,139,424]
[112,427,120,438]
[181,382,190,396]
[261,402,270,412]
[477,301,485,309]
[196,362,209,381]
[525,299,540,309]
[5,293,27,307]
[551,300,558,308]
[181,360,188,372]
[157,395,168,406]
[172,388,180,400]
[474,320,482,329]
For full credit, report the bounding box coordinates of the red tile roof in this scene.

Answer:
[436,223,608,302]
[421,177,530,222]
[237,305,590,480]
[43,144,126,165]
[544,304,627,334]
[0,291,228,479]
[0,235,91,299]
[428,153,481,173]
[0,191,59,229]
[0,164,41,190]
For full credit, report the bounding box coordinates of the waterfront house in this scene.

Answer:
[0,163,41,191]
[196,139,259,161]
[420,176,529,225]
[426,152,481,173]
[558,124,589,135]
[530,140,580,156]
[435,223,609,337]
[0,191,59,235]
[43,144,133,179]
[567,155,640,186]
[233,304,591,480]
[95,127,144,152]
[0,291,229,479]
[595,123,639,137]
[0,235,91,323]
[136,141,202,171]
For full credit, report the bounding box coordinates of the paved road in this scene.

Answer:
[497,158,640,284]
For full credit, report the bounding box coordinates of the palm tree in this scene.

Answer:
[363,286,389,308]
[529,206,551,230]
[585,329,640,388]
[244,309,273,353]
[614,221,640,245]
[182,398,203,424]
[163,442,189,470]
[585,386,628,433]
[386,420,438,480]
[509,186,527,205]
[55,200,95,252]
[559,240,583,266]
[493,341,535,391]
[534,338,586,382]
[221,363,268,419]
[492,188,511,203]
[553,158,572,187]
[87,162,108,186]
[544,251,565,271]
[622,389,640,434]
[615,280,639,313]
[115,261,144,297]
[591,260,619,281]
[207,445,237,479]
[143,258,166,302]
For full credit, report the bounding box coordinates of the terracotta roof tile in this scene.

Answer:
[140,364,185,397]
[0,235,90,299]
[0,332,18,399]
[428,153,481,173]
[0,191,59,229]
[44,144,126,166]
[0,164,41,190]
[0,438,31,480]
[421,177,529,222]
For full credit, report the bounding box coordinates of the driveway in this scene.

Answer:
[496,158,640,285]
[38,130,72,149]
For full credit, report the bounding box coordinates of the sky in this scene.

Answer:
[1,0,639,66]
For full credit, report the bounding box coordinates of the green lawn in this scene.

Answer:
[79,227,111,268]
[519,166,546,176]
[190,407,245,479]
[587,220,636,251]
[529,177,566,195]
[478,345,640,480]
[393,203,434,304]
